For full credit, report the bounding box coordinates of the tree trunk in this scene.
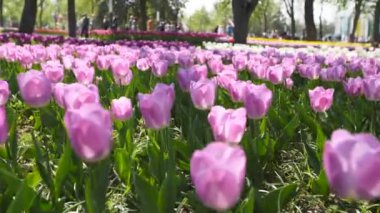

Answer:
[319,16,323,40]
[139,0,147,30]
[19,0,38,33]
[350,0,363,42]
[304,0,317,40]
[290,14,296,39]
[232,0,258,44]
[0,0,3,27]
[39,0,45,28]
[68,0,76,37]
[373,0,380,45]
[264,13,268,33]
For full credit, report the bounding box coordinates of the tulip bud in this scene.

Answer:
[308,86,334,112]
[111,97,133,121]
[17,70,52,108]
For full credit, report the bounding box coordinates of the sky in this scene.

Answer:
[182,0,339,24]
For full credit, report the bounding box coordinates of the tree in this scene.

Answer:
[283,0,296,38]
[68,0,76,37]
[249,0,281,35]
[232,0,259,43]
[19,0,38,33]
[186,7,213,32]
[38,0,45,28]
[304,0,317,40]
[0,0,3,27]
[373,0,380,44]
[350,0,365,42]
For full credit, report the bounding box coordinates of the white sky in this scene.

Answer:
[182,0,338,24]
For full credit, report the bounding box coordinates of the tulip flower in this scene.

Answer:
[208,106,247,143]
[136,58,150,71]
[323,129,380,200]
[227,80,251,103]
[17,70,52,107]
[343,77,363,96]
[73,65,95,85]
[308,86,334,112]
[189,79,217,110]
[111,97,133,121]
[190,142,246,211]
[363,76,380,101]
[244,84,273,119]
[41,60,64,83]
[62,83,100,110]
[152,60,169,77]
[268,65,284,84]
[138,83,175,129]
[0,107,8,144]
[64,103,112,162]
[0,80,10,106]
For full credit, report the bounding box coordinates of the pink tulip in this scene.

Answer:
[0,107,8,144]
[190,142,246,211]
[343,77,363,96]
[189,79,217,110]
[227,80,251,103]
[208,58,224,74]
[62,83,100,110]
[284,78,294,90]
[111,97,133,121]
[363,76,380,101]
[208,106,247,143]
[298,64,320,80]
[232,54,247,71]
[177,51,193,68]
[96,55,110,70]
[136,58,150,71]
[73,65,95,85]
[64,103,112,162]
[323,129,380,200]
[53,83,66,108]
[111,58,131,76]
[152,60,169,77]
[244,84,273,119]
[42,60,65,83]
[138,83,175,129]
[0,80,10,106]
[308,86,334,112]
[268,65,284,84]
[17,70,52,108]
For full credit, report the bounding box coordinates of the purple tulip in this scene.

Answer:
[0,80,10,106]
[152,60,169,77]
[298,64,320,80]
[177,65,208,92]
[320,65,347,82]
[73,65,95,85]
[244,84,273,119]
[136,58,150,71]
[41,60,64,83]
[62,83,100,110]
[308,86,334,112]
[111,97,133,121]
[138,83,175,129]
[363,76,380,101]
[208,106,247,143]
[190,142,246,211]
[64,103,112,162]
[232,54,247,71]
[96,55,110,70]
[284,78,294,90]
[189,79,217,110]
[208,58,224,74]
[0,107,8,144]
[268,65,284,84]
[323,129,380,200]
[343,77,363,96]
[17,70,52,108]
[227,80,251,103]
[53,82,66,108]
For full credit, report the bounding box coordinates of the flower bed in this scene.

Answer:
[0,40,379,212]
